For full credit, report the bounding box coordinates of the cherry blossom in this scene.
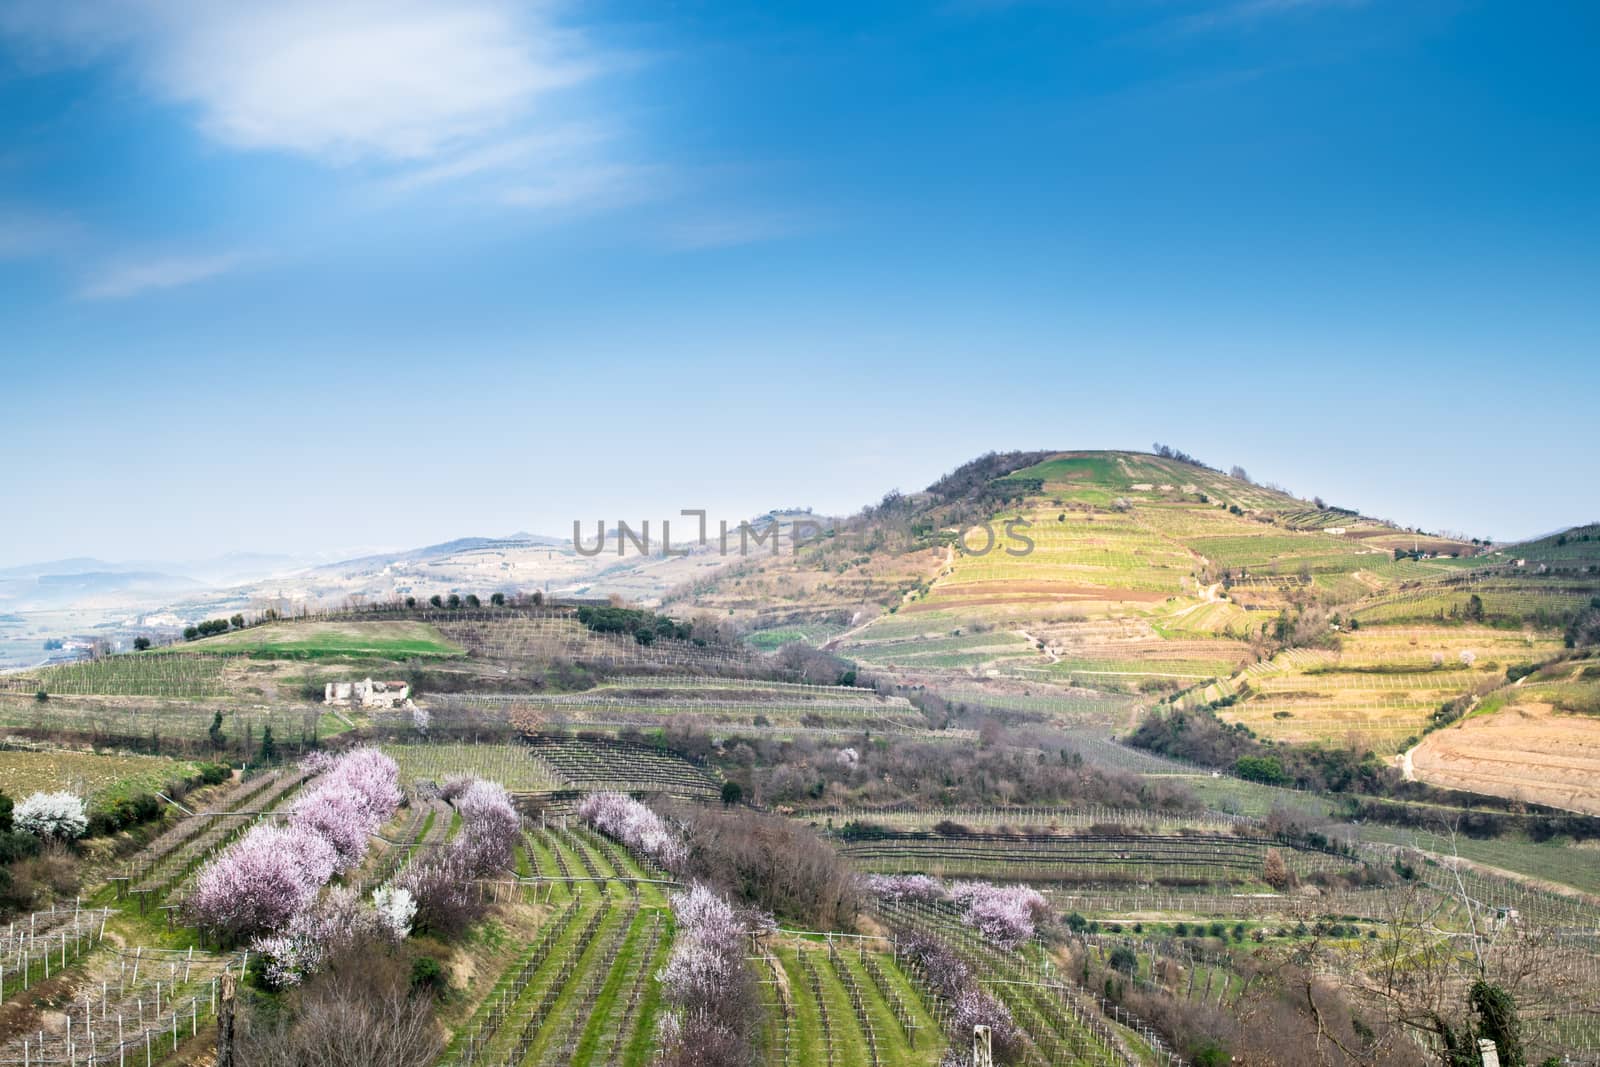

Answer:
[577,792,687,871]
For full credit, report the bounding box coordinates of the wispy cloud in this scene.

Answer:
[500,163,671,214]
[1169,0,1369,34]
[79,251,243,300]
[384,125,614,194]
[2,1,598,164]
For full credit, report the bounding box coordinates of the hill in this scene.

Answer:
[669,450,1597,776]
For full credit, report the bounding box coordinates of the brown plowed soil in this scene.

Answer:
[1412,701,1600,815]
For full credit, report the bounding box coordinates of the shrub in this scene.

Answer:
[15,792,88,840]
[1234,755,1288,785]
[0,829,40,865]
[410,955,445,994]
[237,942,442,1067]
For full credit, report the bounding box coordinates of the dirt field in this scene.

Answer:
[1412,700,1600,815]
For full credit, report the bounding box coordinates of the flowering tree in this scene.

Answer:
[398,776,520,935]
[656,884,761,1067]
[188,747,401,943]
[323,747,404,818]
[901,932,1023,1064]
[865,873,946,903]
[254,886,379,988]
[372,885,417,940]
[299,751,337,776]
[292,787,376,873]
[397,850,478,937]
[187,824,336,941]
[14,791,88,839]
[949,881,1050,949]
[452,778,519,875]
[868,875,1050,948]
[578,792,686,871]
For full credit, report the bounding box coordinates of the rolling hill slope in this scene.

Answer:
[682,450,1596,773]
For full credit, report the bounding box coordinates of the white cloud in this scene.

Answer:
[384,124,612,193]
[500,163,669,213]
[3,0,594,163]
[79,251,242,300]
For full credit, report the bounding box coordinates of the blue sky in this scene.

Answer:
[1,0,1596,566]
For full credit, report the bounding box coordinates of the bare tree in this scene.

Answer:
[237,944,442,1067]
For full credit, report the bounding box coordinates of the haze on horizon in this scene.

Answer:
[2,0,1596,568]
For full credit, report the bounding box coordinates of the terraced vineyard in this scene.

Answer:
[1185,626,1565,751]
[524,735,719,799]
[878,898,1135,1067]
[836,829,1353,885]
[0,691,337,745]
[446,823,677,1067]
[0,452,1593,1064]
[2,653,237,698]
[0,748,197,807]
[486,678,927,736]
[384,741,564,793]
[764,937,942,1067]
[432,612,776,678]
[114,767,309,907]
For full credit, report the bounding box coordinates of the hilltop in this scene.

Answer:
[661,450,1599,808]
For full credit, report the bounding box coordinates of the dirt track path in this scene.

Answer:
[823,544,954,651]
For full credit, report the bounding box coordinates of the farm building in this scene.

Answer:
[324,677,410,708]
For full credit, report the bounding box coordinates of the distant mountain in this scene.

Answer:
[0,568,205,611]
[0,557,129,579]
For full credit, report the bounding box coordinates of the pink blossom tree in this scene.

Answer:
[187,824,336,941]
[949,881,1050,949]
[656,884,761,1067]
[188,747,401,943]
[452,778,519,875]
[865,873,947,903]
[577,792,686,871]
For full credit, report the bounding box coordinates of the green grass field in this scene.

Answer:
[0,748,198,809]
[168,620,464,659]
